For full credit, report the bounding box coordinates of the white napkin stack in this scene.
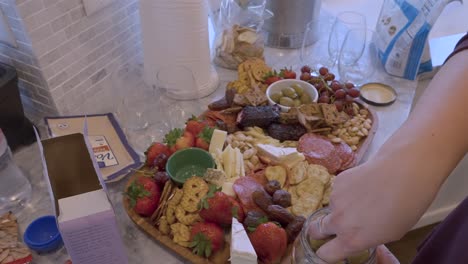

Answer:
[139,0,219,100]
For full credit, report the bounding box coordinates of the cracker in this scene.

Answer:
[321,103,349,125]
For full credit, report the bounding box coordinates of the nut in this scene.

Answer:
[250,155,259,165]
[243,148,256,160]
[331,137,342,143]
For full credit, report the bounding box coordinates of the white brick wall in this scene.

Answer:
[0,0,56,120]
[0,0,142,117]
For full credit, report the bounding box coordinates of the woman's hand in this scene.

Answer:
[376,245,400,264]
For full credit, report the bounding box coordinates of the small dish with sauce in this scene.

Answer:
[359,82,397,106]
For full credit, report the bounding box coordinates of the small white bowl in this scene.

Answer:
[266,79,319,112]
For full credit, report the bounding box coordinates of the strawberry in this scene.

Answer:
[190,222,225,258]
[163,128,195,153]
[228,197,245,223]
[263,71,282,85]
[249,222,288,264]
[199,185,244,225]
[186,115,206,137]
[145,142,171,168]
[279,67,296,79]
[125,176,161,217]
[195,126,214,151]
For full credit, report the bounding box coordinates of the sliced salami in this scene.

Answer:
[298,133,343,174]
[334,142,355,171]
[233,176,266,214]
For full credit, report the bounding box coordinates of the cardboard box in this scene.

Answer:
[37,129,128,264]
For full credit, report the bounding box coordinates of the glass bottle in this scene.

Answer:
[0,128,31,214]
[292,208,376,264]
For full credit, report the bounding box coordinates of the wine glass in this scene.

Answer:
[328,11,367,68]
[338,28,378,85]
[300,16,336,71]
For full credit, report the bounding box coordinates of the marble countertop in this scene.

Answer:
[11,44,417,262]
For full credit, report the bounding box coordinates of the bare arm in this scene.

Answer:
[308,50,468,263]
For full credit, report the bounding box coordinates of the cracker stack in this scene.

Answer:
[0,212,32,264]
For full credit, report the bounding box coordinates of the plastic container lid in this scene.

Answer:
[359,82,397,106]
[24,215,63,254]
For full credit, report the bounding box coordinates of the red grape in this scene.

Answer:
[345,107,355,116]
[315,82,324,90]
[301,65,311,73]
[345,95,354,103]
[320,91,330,97]
[154,171,170,187]
[318,95,330,104]
[324,73,335,81]
[300,72,311,81]
[348,88,360,98]
[330,81,342,91]
[334,89,346,99]
[319,67,329,76]
[334,100,344,111]
[345,82,355,89]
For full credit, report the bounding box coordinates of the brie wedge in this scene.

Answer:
[256,144,305,169]
[230,218,257,264]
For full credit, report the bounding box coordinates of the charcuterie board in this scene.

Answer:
[123,59,379,263]
[123,171,231,264]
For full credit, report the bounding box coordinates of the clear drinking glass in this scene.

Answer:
[300,17,336,71]
[156,65,206,129]
[328,12,366,68]
[292,208,376,264]
[338,28,378,85]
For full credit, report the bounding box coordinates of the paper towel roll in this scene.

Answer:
[139,0,219,100]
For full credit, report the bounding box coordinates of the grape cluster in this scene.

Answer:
[300,66,360,115]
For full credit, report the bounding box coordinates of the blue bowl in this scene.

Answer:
[24,215,63,253]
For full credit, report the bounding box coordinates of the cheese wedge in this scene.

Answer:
[223,145,235,178]
[209,129,227,154]
[222,181,236,197]
[256,144,305,169]
[230,218,257,264]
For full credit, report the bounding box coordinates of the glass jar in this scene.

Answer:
[0,129,32,214]
[292,208,376,264]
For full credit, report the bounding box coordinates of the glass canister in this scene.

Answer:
[292,208,376,264]
[0,128,31,214]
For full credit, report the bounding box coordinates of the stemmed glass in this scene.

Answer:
[301,11,366,71]
[328,11,367,68]
[338,28,378,85]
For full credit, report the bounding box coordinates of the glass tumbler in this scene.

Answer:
[292,208,376,264]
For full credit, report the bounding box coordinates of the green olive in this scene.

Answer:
[291,84,304,97]
[279,97,295,107]
[282,87,297,99]
[270,92,282,103]
[293,99,302,107]
[300,93,312,104]
[309,239,327,251]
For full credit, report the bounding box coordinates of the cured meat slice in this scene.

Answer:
[334,142,355,171]
[233,176,266,214]
[297,133,344,174]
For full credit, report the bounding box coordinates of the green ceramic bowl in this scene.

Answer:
[166,148,215,185]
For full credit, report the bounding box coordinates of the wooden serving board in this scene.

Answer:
[123,104,377,263]
[123,171,231,264]
[349,102,379,167]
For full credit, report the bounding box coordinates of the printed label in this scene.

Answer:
[88,135,118,168]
